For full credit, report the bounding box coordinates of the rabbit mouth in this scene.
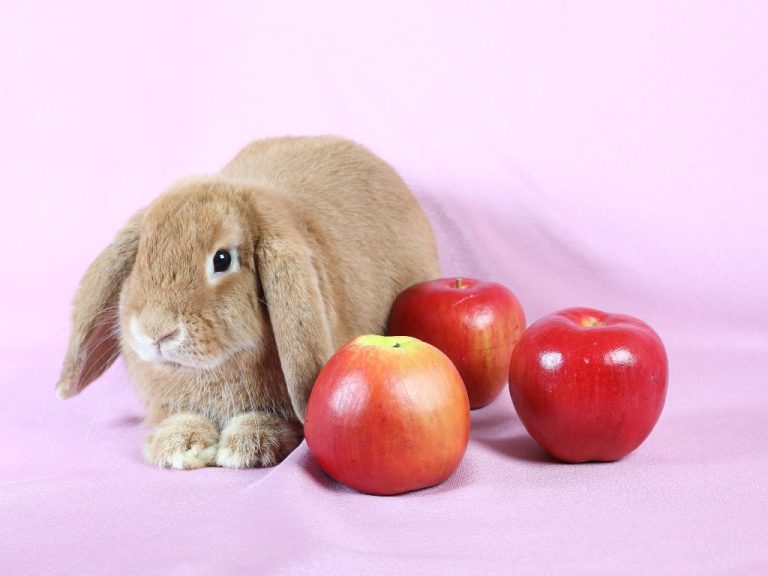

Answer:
[132,342,227,371]
[126,317,226,370]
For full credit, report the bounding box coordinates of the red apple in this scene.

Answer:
[508,308,668,463]
[304,334,470,496]
[387,277,525,409]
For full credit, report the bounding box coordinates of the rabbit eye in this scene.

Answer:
[213,249,232,273]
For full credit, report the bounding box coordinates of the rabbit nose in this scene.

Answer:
[128,313,184,363]
[134,309,180,344]
[145,322,180,345]
[155,328,180,346]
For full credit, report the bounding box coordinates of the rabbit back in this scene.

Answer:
[221,136,440,348]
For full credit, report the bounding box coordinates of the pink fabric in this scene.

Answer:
[2,2,767,574]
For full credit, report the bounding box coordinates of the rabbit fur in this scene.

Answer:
[57,136,440,469]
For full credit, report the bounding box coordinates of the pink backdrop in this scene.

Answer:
[1,2,766,574]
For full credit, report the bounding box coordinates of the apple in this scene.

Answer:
[304,334,470,496]
[387,277,525,409]
[508,307,668,463]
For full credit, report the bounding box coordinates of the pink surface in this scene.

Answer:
[1,2,767,574]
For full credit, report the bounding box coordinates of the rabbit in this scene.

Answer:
[56,136,440,469]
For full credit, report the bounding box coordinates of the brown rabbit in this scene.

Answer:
[57,136,440,469]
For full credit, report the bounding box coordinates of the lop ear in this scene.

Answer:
[56,210,144,399]
[257,227,334,423]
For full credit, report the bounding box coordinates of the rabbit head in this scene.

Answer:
[57,176,334,423]
[121,182,266,369]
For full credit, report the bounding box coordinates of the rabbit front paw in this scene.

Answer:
[216,411,302,468]
[143,413,219,469]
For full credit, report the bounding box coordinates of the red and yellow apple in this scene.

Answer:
[508,307,668,463]
[387,277,525,409]
[304,335,470,496]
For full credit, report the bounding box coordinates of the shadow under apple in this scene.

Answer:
[474,432,555,464]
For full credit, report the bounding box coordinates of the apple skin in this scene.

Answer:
[387,277,525,409]
[304,335,470,496]
[508,308,668,463]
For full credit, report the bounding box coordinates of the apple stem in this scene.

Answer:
[393,343,401,348]
[455,278,464,289]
